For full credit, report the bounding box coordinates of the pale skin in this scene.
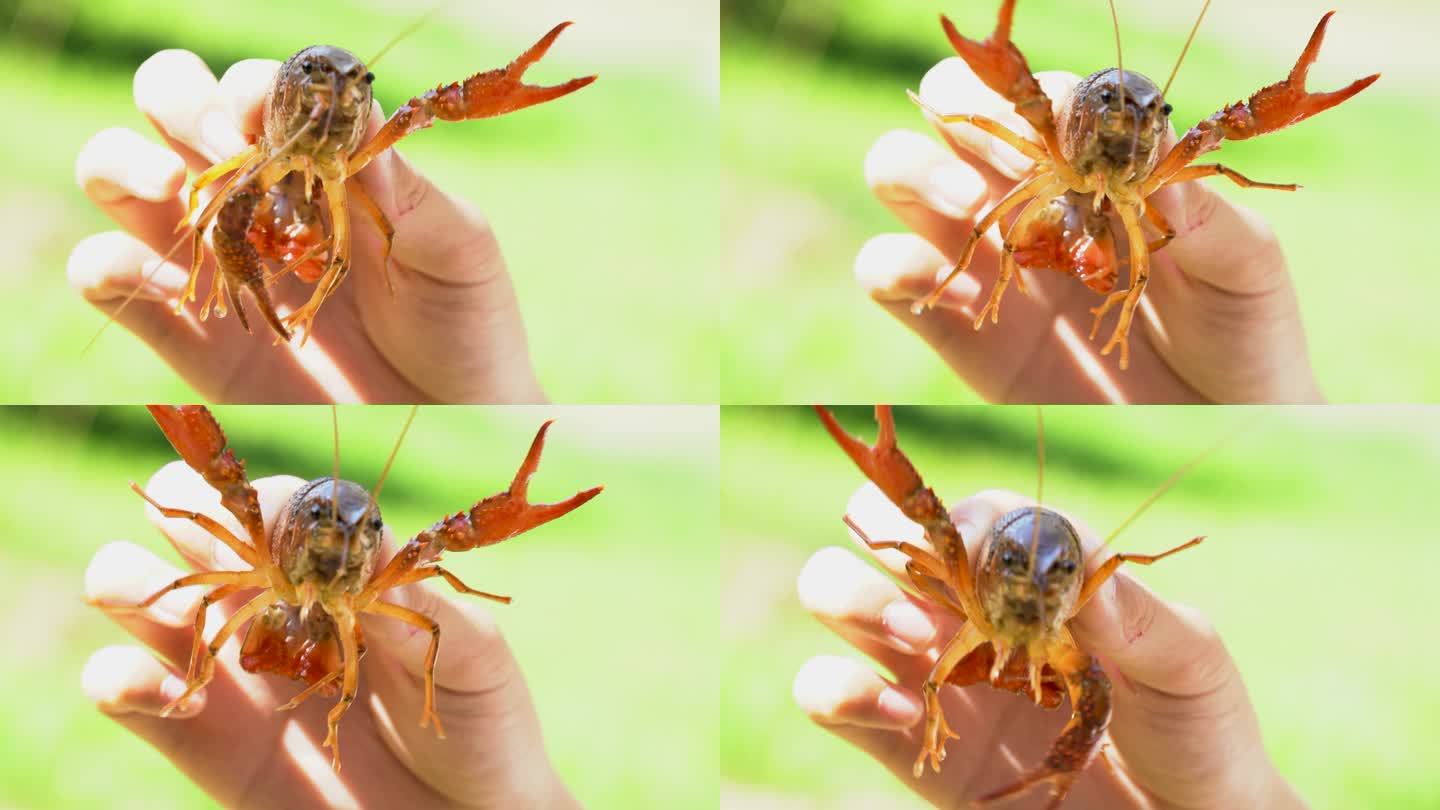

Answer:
[82,461,578,810]
[860,58,1325,404]
[71,50,544,403]
[794,484,1307,809]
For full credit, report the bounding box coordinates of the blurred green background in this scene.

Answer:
[0,404,717,809]
[0,0,717,402]
[722,0,1438,403]
[722,405,1440,808]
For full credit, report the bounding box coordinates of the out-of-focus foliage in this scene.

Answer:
[722,405,1440,808]
[0,404,718,809]
[722,0,1439,403]
[0,0,718,402]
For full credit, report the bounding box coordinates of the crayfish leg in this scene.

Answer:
[910,171,1054,315]
[181,147,257,233]
[362,600,446,738]
[913,621,987,778]
[973,651,1111,810]
[162,590,279,717]
[1075,535,1204,613]
[348,178,395,297]
[1089,203,1150,370]
[322,607,362,772]
[974,180,1068,329]
[282,176,351,346]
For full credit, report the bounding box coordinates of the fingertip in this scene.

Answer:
[793,656,922,730]
[1072,572,1234,697]
[82,645,206,718]
[1163,182,1288,293]
[134,49,217,124]
[250,474,313,532]
[216,59,281,137]
[796,546,899,620]
[865,129,989,225]
[855,233,974,307]
[66,231,189,303]
[76,128,186,204]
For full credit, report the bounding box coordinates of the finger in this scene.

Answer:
[1068,574,1264,800]
[68,230,227,360]
[85,541,206,669]
[82,645,206,718]
[864,130,991,259]
[919,60,1080,181]
[134,50,249,170]
[215,59,280,139]
[67,233,334,399]
[797,546,949,660]
[793,655,924,731]
[69,230,193,307]
[365,148,504,288]
[75,126,185,204]
[1069,573,1239,700]
[141,464,307,572]
[82,645,320,805]
[855,233,980,313]
[75,128,196,272]
[1154,179,1288,295]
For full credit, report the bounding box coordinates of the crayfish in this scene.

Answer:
[909,0,1378,369]
[94,405,601,770]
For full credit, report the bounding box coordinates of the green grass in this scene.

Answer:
[721,405,1440,808]
[0,405,718,809]
[0,0,718,403]
[721,0,1440,403]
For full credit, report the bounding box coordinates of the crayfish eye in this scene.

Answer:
[1161,102,1174,116]
[1099,89,1114,105]
[369,516,383,532]
[1053,559,1078,575]
[364,71,375,84]
[301,60,313,74]
[999,550,1018,568]
[309,503,324,519]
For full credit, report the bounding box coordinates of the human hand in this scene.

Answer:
[72,50,544,404]
[82,462,577,810]
[793,484,1305,809]
[859,58,1323,404]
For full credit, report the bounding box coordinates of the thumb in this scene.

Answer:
[365,139,506,287]
[1155,178,1289,296]
[1069,571,1283,805]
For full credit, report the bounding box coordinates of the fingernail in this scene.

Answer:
[126,145,185,202]
[920,162,986,220]
[878,686,924,726]
[200,109,247,161]
[883,600,936,649]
